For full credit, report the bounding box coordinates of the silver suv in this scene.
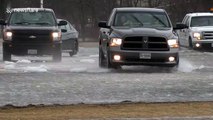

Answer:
[178,13,213,49]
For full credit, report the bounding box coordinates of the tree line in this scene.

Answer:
[1,0,213,41]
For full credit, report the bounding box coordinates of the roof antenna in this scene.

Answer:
[40,0,43,8]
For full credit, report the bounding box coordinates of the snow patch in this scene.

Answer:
[17,59,31,64]
[4,61,16,65]
[4,64,16,69]
[23,65,48,72]
[178,59,196,73]
[70,67,87,72]
[89,54,99,58]
[4,61,16,70]
[198,65,205,70]
[80,59,95,63]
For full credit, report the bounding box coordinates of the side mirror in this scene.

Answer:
[61,29,67,33]
[58,20,67,26]
[98,21,110,28]
[0,19,6,25]
[174,23,188,30]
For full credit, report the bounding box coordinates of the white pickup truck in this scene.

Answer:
[178,12,213,50]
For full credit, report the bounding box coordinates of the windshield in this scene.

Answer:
[113,12,171,28]
[191,16,213,27]
[9,11,56,26]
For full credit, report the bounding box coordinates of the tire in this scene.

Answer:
[3,43,11,61]
[53,44,62,62]
[69,40,78,57]
[188,38,193,49]
[99,47,106,68]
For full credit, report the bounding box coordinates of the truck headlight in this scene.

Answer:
[168,39,179,48]
[52,32,61,41]
[110,38,122,47]
[193,32,201,40]
[4,31,13,41]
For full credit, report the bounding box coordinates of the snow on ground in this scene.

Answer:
[17,59,31,64]
[22,65,48,72]
[0,47,211,73]
[3,60,48,73]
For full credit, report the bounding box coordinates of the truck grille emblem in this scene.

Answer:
[143,36,148,43]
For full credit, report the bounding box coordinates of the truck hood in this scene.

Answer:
[111,27,173,39]
[191,26,213,32]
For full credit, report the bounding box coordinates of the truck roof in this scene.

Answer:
[114,7,165,12]
[11,8,54,12]
[187,12,213,17]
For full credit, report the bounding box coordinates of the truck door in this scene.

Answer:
[184,17,191,47]
[180,16,190,47]
[179,16,187,46]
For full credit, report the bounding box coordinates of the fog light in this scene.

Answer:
[169,57,175,62]
[114,55,121,61]
[195,43,200,47]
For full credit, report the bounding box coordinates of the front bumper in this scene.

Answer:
[3,42,61,56]
[192,39,213,49]
[109,47,179,66]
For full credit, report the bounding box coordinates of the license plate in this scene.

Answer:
[139,53,151,59]
[28,49,37,54]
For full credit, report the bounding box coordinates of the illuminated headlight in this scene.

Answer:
[193,32,201,40]
[169,57,175,62]
[110,38,122,47]
[168,39,179,48]
[4,32,13,41]
[52,32,61,41]
[113,55,121,61]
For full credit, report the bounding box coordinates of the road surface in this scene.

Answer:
[0,42,213,107]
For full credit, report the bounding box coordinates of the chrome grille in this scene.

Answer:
[203,31,213,40]
[121,36,169,51]
[12,30,52,45]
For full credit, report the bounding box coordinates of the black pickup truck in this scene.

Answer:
[98,8,186,69]
[0,8,67,61]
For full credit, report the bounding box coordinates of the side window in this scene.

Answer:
[59,25,67,30]
[66,24,72,32]
[182,15,189,24]
[107,9,116,26]
[185,17,190,27]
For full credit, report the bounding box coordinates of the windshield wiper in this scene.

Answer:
[34,22,51,25]
[130,15,143,26]
[14,22,31,25]
[151,14,167,27]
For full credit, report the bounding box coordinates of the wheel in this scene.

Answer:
[99,47,106,68]
[188,38,193,49]
[53,44,62,62]
[69,40,78,57]
[3,43,11,61]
